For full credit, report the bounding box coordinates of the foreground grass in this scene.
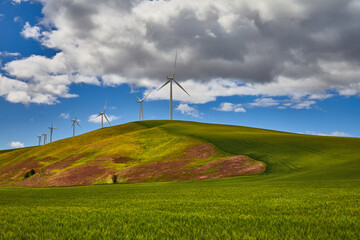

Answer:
[0,177,359,239]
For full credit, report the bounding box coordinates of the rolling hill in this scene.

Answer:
[1,120,359,187]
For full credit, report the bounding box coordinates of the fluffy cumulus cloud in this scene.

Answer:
[176,103,201,117]
[9,141,24,148]
[214,102,246,113]
[2,0,360,106]
[21,22,41,39]
[88,114,120,124]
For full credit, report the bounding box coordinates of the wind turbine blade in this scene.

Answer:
[96,113,102,117]
[172,49,177,78]
[142,90,153,101]
[173,80,190,96]
[76,121,81,128]
[104,99,107,112]
[157,80,170,91]
[133,94,141,101]
[104,114,111,125]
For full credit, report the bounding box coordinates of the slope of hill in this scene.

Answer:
[0,120,359,187]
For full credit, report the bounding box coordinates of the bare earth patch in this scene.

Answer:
[0,157,55,183]
[15,165,115,187]
[118,155,265,183]
[181,143,216,159]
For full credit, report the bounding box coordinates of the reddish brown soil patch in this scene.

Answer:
[118,155,265,183]
[181,143,216,160]
[93,155,135,164]
[16,165,116,187]
[193,156,265,180]
[44,154,86,171]
[112,156,133,164]
[118,161,189,183]
[48,166,115,187]
[0,157,55,183]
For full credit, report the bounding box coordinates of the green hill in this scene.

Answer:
[1,120,359,187]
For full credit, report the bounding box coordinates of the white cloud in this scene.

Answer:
[9,141,24,148]
[59,113,70,119]
[12,0,28,4]
[0,51,21,57]
[0,14,5,21]
[101,74,128,87]
[88,114,120,124]
[291,100,316,109]
[21,22,41,40]
[248,98,279,108]
[13,16,21,22]
[175,104,201,117]
[330,132,351,137]
[1,0,360,107]
[304,131,351,137]
[214,102,246,113]
[74,74,100,85]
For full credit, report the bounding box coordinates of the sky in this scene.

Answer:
[0,0,360,149]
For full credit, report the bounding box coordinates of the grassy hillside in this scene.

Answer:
[0,120,359,239]
[0,120,359,187]
[139,121,360,181]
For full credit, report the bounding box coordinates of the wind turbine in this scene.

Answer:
[37,135,42,146]
[157,50,190,120]
[134,91,152,121]
[71,113,81,137]
[96,101,111,128]
[43,132,48,145]
[48,122,56,143]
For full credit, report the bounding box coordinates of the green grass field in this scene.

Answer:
[0,120,359,239]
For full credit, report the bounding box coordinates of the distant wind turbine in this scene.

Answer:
[37,135,42,146]
[157,50,190,120]
[96,101,111,128]
[43,132,48,145]
[71,113,81,137]
[134,91,152,121]
[48,122,56,143]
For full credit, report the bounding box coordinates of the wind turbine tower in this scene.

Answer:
[71,114,81,137]
[96,101,111,128]
[37,135,42,146]
[43,132,48,145]
[157,50,190,120]
[48,122,56,143]
[134,91,152,121]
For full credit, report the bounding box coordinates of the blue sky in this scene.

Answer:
[1,0,360,149]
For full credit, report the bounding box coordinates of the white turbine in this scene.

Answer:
[71,113,81,137]
[43,132,48,145]
[157,50,190,120]
[48,122,56,143]
[134,91,152,121]
[96,101,111,128]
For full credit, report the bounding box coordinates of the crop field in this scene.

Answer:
[0,120,359,239]
[0,178,359,239]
